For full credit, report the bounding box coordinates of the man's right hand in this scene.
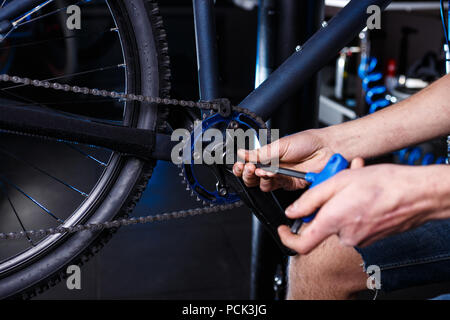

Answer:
[232,129,336,192]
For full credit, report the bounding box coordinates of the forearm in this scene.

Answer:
[321,74,450,160]
[425,165,450,221]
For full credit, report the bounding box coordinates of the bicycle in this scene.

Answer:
[0,0,392,299]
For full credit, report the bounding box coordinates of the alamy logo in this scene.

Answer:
[66,5,81,30]
[366,265,381,290]
[66,265,81,290]
[171,121,279,167]
[367,5,381,30]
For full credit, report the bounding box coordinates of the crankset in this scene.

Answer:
[180,99,296,256]
[0,74,296,255]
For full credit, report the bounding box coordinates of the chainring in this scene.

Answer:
[181,111,264,205]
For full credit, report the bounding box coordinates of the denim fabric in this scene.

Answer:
[355,219,450,292]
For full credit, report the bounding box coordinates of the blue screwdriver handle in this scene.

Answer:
[291,154,349,233]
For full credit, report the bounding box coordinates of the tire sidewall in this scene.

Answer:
[0,0,162,299]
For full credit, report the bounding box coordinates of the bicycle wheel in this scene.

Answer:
[0,0,171,299]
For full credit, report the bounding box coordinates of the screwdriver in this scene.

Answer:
[255,164,309,181]
[255,154,349,232]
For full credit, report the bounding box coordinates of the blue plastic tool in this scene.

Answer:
[258,154,349,233]
[299,154,349,223]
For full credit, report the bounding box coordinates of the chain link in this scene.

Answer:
[0,74,267,128]
[0,202,244,240]
[0,73,262,239]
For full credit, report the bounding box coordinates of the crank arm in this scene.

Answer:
[0,104,176,161]
[222,167,296,256]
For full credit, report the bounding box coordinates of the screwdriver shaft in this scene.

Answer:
[255,164,308,180]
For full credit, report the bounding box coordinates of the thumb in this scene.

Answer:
[237,140,281,164]
[350,157,365,169]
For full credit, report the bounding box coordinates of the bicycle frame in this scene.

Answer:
[195,0,393,121]
[0,0,393,160]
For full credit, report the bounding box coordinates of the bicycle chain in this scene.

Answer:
[0,74,263,240]
[0,74,266,128]
[0,202,244,240]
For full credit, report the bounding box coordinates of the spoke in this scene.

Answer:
[0,0,85,43]
[0,85,90,122]
[0,98,115,106]
[0,30,110,51]
[0,84,81,119]
[0,102,123,125]
[0,68,126,126]
[12,0,54,28]
[0,27,15,42]
[1,64,124,91]
[0,182,34,245]
[0,86,38,105]
[0,0,7,9]
[15,0,84,29]
[0,147,89,197]
[64,142,108,167]
[0,91,115,166]
[0,88,124,125]
[0,175,63,223]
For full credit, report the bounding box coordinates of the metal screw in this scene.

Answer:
[228,121,239,129]
[219,188,228,197]
[295,45,302,52]
[322,21,328,28]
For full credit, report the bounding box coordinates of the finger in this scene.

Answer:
[285,177,341,219]
[293,206,337,254]
[233,162,244,177]
[278,225,303,253]
[237,140,281,165]
[259,177,280,192]
[350,157,365,169]
[255,167,284,191]
[279,176,310,190]
[242,163,259,187]
[254,168,276,178]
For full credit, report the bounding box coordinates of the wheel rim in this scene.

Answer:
[0,0,141,276]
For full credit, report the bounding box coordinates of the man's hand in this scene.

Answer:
[278,161,450,255]
[232,130,335,191]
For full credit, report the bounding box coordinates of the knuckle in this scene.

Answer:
[339,235,357,247]
[244,178,259,187]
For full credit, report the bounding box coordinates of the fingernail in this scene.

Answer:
[285,206,293,216]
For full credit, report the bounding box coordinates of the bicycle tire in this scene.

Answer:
[0,0,171,299]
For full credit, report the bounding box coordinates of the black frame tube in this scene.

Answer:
[0,105,176,161]
[250,0,279,301]
[193,0,220,101]
[240,0,392,121]
[270,0,324,136]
